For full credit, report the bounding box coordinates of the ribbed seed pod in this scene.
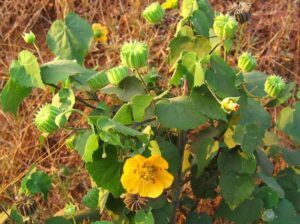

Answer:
[87,71,109,91]
[16,198,38,217]
[107,66,129,85]
[221,97,240,113]
[120,41,149,69]
[34,104,60,133]
[264,75,286,98]
[123,194,148,212]
[213,14,238,40]
[238,52,257,72]
[142,2,165,24]
[228,2,251,24]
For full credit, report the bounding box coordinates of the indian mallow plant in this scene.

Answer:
[1,0,300,223]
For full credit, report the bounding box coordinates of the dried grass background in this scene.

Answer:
[0,0,299,222]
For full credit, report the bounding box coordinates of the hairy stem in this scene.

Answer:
[170,130,186,224]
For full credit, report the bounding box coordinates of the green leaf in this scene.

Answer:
[135,210,155,224]
[10,50,44,89]
[181,52,205,88]
[155,96,207,130]
[239,98,271,129]
[197,0,214,26]
[255,186,279,209]
[82,134,99,162]
[159,141,180,175]
[74,130,94,156]
[220,173,255,209]
[101,76,146,102]
[45,217,72,224]
[255,148,274,176]
[181,0,198,18]
[0,79,31,115]
[25,171,52,199]
[10,208,23,224]
[270,199,300,224]
[258,172,285,198]
[216,199,263,224]
[113,104,133,125]
[263,131,280,146]
[92,222,113,224]
[51,88,75,119]
[195,138,219,176]
[41,60,95,84]
[82,187,99,209]
[190,86,227,121]
[47,12,93,64]
[218,150,257,175]
[243,71,267,97]
[131,95,154,122]
[281,148,300,166]
[276,102,300,144]
[205,55,239,98]
[97,116,148,144]
[277,168,300,210]
[190,10,209,37]
[99,131,122,147]
[240,123,265,155]
[186,213,212,224]
[168,36,211,70]
[86,148,123,197]
[152,202,173,224]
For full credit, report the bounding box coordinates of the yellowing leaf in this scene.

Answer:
[182,146,191,172]
[149,140,161,155]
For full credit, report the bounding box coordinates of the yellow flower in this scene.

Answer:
[121,154,174,198]
[92,23,109,43]
[162,0,178,10]
[221,97,240,113]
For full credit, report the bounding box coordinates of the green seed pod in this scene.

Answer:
[34,104,60,133]
[107,66,129,85]
[65,134,76,150]
[213,14,238,40]
[264,75,286,98]
[120,41,149,69]
[87,71,109,91]
[221,97,240,113]
[23,31,36,44]
[261,209,276,222]
[142,2,165,24]
[238,52,257,72]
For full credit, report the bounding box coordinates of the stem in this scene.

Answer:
[33,43,44,64]
[209,42,222,55]
[136,70,149,93]
[170,130,186,224]
[205,81,222,104]
[131,117,156,129]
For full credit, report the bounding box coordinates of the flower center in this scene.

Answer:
[137,165,157,184]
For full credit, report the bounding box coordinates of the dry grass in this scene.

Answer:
[0,0,299,222]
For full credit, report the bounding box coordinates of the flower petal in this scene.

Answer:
[146,155,169,169]
[138,181,164,198]
[121,173,140,194]
[156,169,174,188]
[123,155,146,173]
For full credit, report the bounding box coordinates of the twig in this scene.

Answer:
[209,42,222,55]
[131,117,156,129]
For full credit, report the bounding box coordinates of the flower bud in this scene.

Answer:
[120,41,149,69]
[64,203,76,217]
[221,97,240,113]
[142,2,165,24]
[34,104,60,133]
[87,71,109,91]
[213,14,238,40]
[107,66,129,85]
[261,209,276,222]
[23,31,36,44]
[238,52,257,72]
[264,75,286,98]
